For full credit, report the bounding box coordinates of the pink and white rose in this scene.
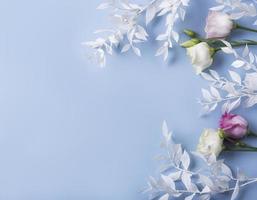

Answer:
[205,11,234,39]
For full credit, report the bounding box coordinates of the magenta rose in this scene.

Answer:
[219,113,248,139]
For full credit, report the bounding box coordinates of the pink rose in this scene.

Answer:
[205,11,233,39]
[219,113,248,139]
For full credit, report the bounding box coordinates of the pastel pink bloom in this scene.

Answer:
[205,11,233,39]
[220,113,248,139]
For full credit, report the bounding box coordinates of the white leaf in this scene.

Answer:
[172,31,179,42]
[129,3,142,10]
[146,4,156,25]
[166,13,174,26]
[182,172,198,192]
[105,43,113,55]
[249,52,255,64]
[229,70,241,84]
[198,174,213,188]
[163,48,169,61]
[162,120,168,135]
[137,25,148,37]
[223,82,238,95]
[181,0,190,6]
[132,47,141,56]
[181,172,191,190]
[135,26,148,41]
[210,5,225,11]
[201,186,211,193]
[227,98,241,112]
[185,194,195,200]
[162,121,172,146]
[155,43,169,61]
[201,72,215,81]
[237,170,248,182]
[201,89,213,102]
[209,70,220,80]
[210,86,221,99]
[244,73,257,91]
[156,34,167,41]
[245,95,257,107]
[127,28,136,42]
[243,45,249,57]
[231,60,245,68]
[97,2,112,10]
[181,151,190,170]
[231,180,240,200]
[180,8,186,20]
[161,174,176,190]
[173,144,183,166]
[221,47,234,54]
[209,103,217,112]
[168,171,181,181]
[159,193,169,200]
[222,101,230,114]
[200,194,210,200]
[155,45,166,56]
[230,12,245,20]
[221,40,232,48]
[221,163,233,178]
[121,44,131,53]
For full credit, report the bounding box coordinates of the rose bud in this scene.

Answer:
[181,38,201,48]
[205,11,233,39]
[186,42,215,75]
[197,129,224,157]
[219,113,248,139]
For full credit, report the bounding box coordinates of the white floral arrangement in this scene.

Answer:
[85,1,257,199]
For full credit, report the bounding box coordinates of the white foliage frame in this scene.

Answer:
[84,1,257,199]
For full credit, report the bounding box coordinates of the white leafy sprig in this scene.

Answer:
[144,121,257,200]
[85,0,190,66]
[155,0,190,61]
[200,41,257,114]
[83,29,123,67]
[200,70,257,114]
[83,0,150,67]
[227,42,257,71]
[211,0,257,22]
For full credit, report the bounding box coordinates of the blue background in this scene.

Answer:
[0,0,256,199]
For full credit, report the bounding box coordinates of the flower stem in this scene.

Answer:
[248,130,257,137]
[235,24,257,33]
[224,146,257,152]
[214,40,257,52]
[230,40,257,47]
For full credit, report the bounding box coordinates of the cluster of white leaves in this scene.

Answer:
[85,0,190,66]
[200,41,257,114]
[144,121,257,200]
[211,0,257,24]
[154,0,190,60]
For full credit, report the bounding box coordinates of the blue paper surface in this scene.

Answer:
[0,0,256,199]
